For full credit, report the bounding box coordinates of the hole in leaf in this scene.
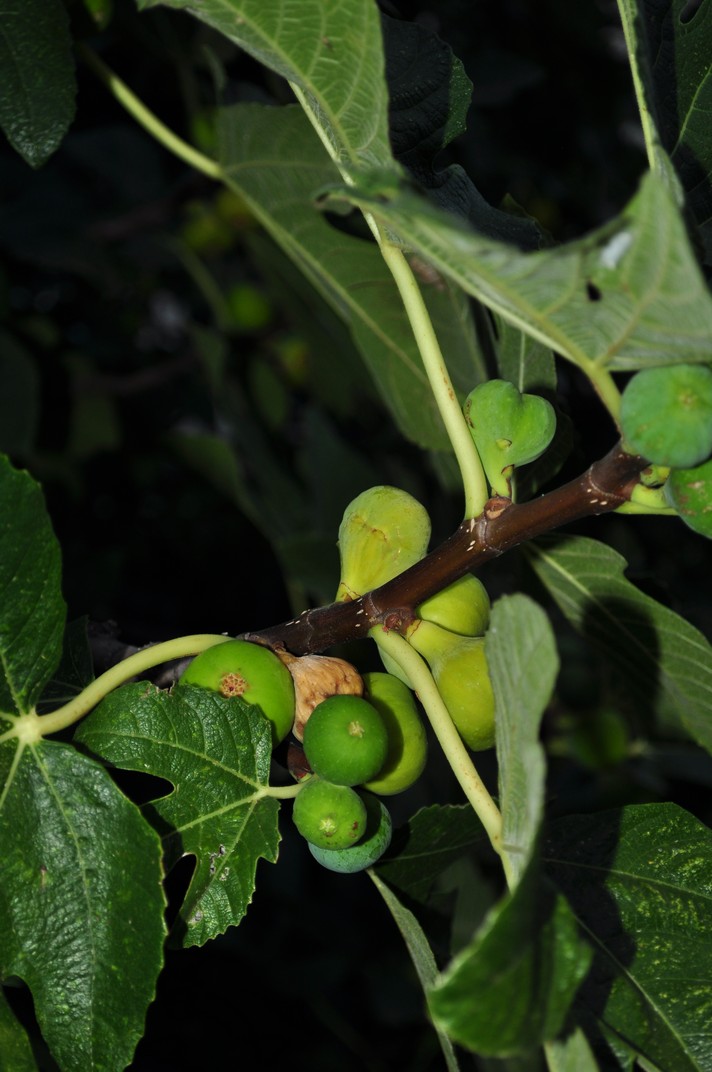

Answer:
[680,0,704,23]
[586,281,603,302]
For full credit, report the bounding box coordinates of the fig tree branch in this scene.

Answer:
[245,444,648,655]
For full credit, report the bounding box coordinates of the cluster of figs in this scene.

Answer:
[178,482,496,873]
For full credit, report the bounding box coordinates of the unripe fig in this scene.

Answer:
[621,363,712,468]
[361,672,427,795]
[303,695,389,787]
[308,791,392,873]
[464,379,556,498]
[335,485,431,601]
[417,573,490,637]
[665,456,712,539]
[179,638,294,747]
[408,620,495,751]
[292,777,367,850]
[278,651,364,742]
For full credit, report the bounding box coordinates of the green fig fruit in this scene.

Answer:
[361,672,427,795]
[408,620,495,751]
[464,379,556,498]
[417,573,490,637]
[302,695,389,787]
[335,486,431,601]
[620,364,712,468]
[665,456,712,539]
[307,791,392,872]
[179,638,295,747]
[292,777,367,850]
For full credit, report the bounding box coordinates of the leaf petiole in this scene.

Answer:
[371,626,508,880]
[0,634,231,743]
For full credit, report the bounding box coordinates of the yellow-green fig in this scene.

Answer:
[407,620,495,751]
[417,574,490,637]
[361,672,427,795]
[335,486,431,601]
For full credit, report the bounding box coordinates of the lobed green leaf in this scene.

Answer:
[76,683,281,947]
[526,534,712,754]
[0,739,165,1072]
[0,987,37,1072]
[545,803,712,1069]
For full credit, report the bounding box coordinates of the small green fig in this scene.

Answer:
[408,620,495,751]
[302,695,389,787]
[665,456,712,539]
[335,486,431,601]
[308,791,393,872]
[417,574,490,637]
[292,777,367,850]
[621,364,712,468]
[361,672,427,796]
[464,379,556,498]
[179,638,295,747]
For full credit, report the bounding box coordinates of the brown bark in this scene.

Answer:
[244,444,647,656]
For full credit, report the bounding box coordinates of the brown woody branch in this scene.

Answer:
[244,444,648,656]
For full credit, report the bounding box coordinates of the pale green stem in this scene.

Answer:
[371,627,507,875]
[262,782,303,800]
[78,45,223,181]
[583,361,623,426]
[2,634,230,743]
[376,240,490,518]
[289,81,489,519]
[616,500,676,516]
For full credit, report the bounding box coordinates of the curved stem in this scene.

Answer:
[376,240,490,519]
[77,45,223,181]
[371,627,506,871]
[3,634,230,743]
[583,362,623,425]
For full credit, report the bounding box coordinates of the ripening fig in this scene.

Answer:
[620,364,712,468]
[335,485,431,601]
[464,379,556,498]
[665,456,712,539]
[417,574,490,637]
[307,791,393,872]
[179,638,295,746]
[407,620,495,751]
[361,672,427,795]
[302,695,389,787]
[278,651,364,742]
[292,777,367,850]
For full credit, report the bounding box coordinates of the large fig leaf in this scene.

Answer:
[0,739,165,1072]
[545,803,712,1070]
[331,169,712,374]
[526,534,712,754]
[75,683,281,947]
